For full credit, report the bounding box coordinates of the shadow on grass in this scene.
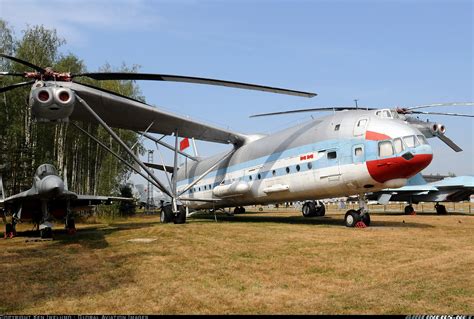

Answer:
[190,213,435,228]
[11,220,163,249]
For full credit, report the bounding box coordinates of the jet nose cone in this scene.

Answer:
[39,176,65,197]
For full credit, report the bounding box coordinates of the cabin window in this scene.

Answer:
[296,164,301,172]
[378,141,394,157]
[209,184,212,190]
[403,135,419,148]
[249,175,253,181]
[393,138,404,153]
[334,124,340,131]
[307,162,312,169]
[354,147,363,156]
[257,173,261,180]
[327,151,337,159]
[417,135,428,145]
[198,187,201,191]
[272,170,276,176]
[286,167,290,174]
[204,185,207,190]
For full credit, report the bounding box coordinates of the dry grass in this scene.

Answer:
[1,207,473,315]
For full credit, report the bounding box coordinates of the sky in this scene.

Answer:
[1,0,473,187]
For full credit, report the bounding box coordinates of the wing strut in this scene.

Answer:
[74,94,173,198]
[71,122,166,191]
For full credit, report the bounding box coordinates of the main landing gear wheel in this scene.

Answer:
[404,205,415,215]
[161,205,187,224]
[40,227,53,239]
[160,205,174,223]
[4,223,14,239]
[65,218,76,235]
[435,203,448,215]
[302,201,325,218]
[174,206,187,224]
[234,206,246,214]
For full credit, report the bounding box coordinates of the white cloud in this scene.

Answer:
[0,0,162,46]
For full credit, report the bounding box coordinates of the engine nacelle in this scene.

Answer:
[29,82,75,122]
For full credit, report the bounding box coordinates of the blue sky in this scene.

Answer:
[1,0,472,184]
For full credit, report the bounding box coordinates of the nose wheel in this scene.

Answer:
[344,209,371,227]
[345,195,371,227]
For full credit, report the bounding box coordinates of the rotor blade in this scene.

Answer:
[249,106,375,118]
[0,53,45,73]
[0,71,25,77]
[0,80,35,93]
[410,110,474,118]
[73,72,317,98]
[437,134,463,152]
[408,102,474,110]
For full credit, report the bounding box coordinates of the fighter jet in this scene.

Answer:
[367,173,474,214]
[1,164,133,239]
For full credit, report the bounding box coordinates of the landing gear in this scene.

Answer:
[65,217,76,235]
[344,195,370,228]
[344,209,371,227]
[40,226,53,239]
[302,201,325,218]
[160,204,187,224]
[435,202,448,215]
[404,205,415,215]
[234,206,246,214]
[4,223,15,239]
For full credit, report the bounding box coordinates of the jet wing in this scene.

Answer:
[61,82,250,145]
[72,195,133,207]
[0,189,35,206]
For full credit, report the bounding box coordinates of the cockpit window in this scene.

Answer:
[393,138,404,153]
[417,135,428,145]
[36,164,58,179]
[375,109,393,119]
[378,141,394,157]
[390,110,399,119]
[403,135,419,148]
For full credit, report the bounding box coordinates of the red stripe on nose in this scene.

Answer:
[366,153,433,183]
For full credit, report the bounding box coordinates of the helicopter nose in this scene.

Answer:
[367,144,433,183]
[39,175,65,197]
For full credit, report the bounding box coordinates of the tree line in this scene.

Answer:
[0,20,144,199]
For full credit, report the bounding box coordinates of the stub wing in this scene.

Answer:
[62,82,249,145]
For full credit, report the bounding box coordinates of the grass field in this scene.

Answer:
[1,206,473,314]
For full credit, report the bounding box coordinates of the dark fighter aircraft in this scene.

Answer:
[1,164,132,239]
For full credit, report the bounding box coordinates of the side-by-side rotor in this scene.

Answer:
[0,53,317,98]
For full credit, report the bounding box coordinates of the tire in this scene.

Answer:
[435,204,447,215]
[315,203,326,217]
[66,218,75,230]
[404,205,414,215]
[344,209,360,227]
[160,205,174,223]
[361,212,371,226]
[240,207,246,214]
[4,223,12,238]
[174,206,187,224]
[302,202,316,218]
[40,227,53,239]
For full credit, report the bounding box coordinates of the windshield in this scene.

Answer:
[35,164,58,179]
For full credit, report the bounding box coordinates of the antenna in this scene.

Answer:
[354,99,359,109]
